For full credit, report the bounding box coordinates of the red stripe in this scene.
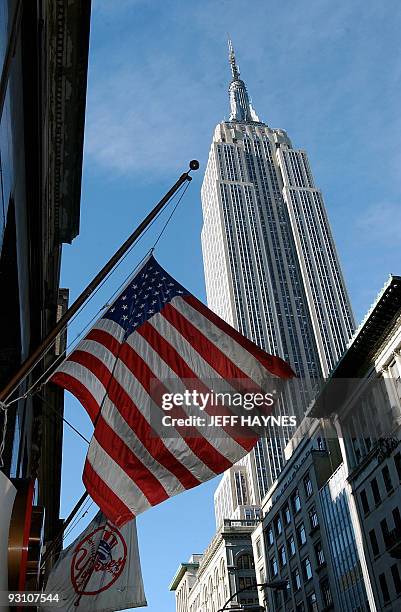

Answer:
[94,416,170,506]
[161,303,266,393]
[86,328,122,355]
[51,371,100,423]
[60,347,201,490]
[67,349,114,390]
[184,295,295,379]
[83,460,134,527]
[138,321,257,452]
[118,341,234,473]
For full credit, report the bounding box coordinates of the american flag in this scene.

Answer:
[52,255,294,526]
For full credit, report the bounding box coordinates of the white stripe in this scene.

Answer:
[101,397,186,498]
[55,361,107,407]
[92,317,125,341]
[172,297,278,385]
[149,312,242,393]
[127,332,248,464]
[110,357,217,481]
[148,313,259,422]
[86,438,151,515]
[72,339,117,372]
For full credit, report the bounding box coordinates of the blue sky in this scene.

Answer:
[59,1,401,610]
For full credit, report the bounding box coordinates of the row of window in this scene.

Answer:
[271,578,332,612]
[267,477,314,545]
[379,564,401,604]
[360,453,401,515]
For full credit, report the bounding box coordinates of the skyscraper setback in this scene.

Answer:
[201,41,355,492]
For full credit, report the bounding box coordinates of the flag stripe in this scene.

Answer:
[59,350,206,489]
[109,358,217,483]
[183,295,295,379]
[68,348,205,489]
[86,328,122,356]
[83,459,135,527]
[128,329,251,460]
[93,416,170,506]
[118,341,233,473]
[148,312,252,406]
[51,368,104,423]
[161,302,263,392]
[100,397,186,498]
[86,438,152,515]
[137,321,257,452]
[105,372,206,488]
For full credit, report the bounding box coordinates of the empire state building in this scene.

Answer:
[201,41,355,495]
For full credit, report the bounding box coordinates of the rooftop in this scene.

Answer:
[310,274,401,417]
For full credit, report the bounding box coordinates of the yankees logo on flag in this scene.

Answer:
[42,512,146,611]
[51,255,294,526]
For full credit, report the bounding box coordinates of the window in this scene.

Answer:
[288,534,296,557]
[238,576,255,590]
[279,544,287,567]
[304,474,313,497]
[267,524,274,547]
[283,504,291,525]
[307,591,318,612]
[382,465,393,493]
[392,506,401,530]
[309,507,319,530]
[292,568,301,591]
[369,529,380,556]
[237,554,254,570]
[297,523,307,546]
[371,478,381,505]
[255,538,262,559]
[379,573,390,603]
[292,489,301,513]
[314,541,325,566]
[381,518,390,547]
[360,490,370,515]
[302,557,313,581]
[270,556,278,577]
[283,580,291,602]
[321,579,333,607]
[391,563,401,595]
[394,452,401,481]
[275,514,283,536]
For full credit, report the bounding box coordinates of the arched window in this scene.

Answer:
[214,568,219,588]
[236,553,254,570]
[202,585,207,611]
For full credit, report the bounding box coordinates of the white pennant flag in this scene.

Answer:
[42,511,147,611]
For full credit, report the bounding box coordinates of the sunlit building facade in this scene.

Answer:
[201,41,355,490]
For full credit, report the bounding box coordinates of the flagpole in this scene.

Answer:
[0,160,199,404]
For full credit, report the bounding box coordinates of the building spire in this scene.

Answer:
[228,37,240,81]
[227,38,260,123]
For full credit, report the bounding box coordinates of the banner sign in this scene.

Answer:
[42,511,147,611]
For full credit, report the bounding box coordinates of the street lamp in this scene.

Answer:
[217,580,289,612]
